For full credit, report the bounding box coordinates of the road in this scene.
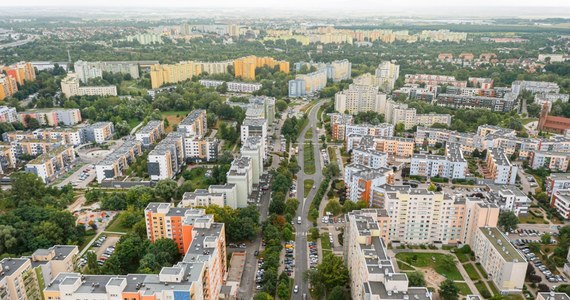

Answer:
[293,100,326,300]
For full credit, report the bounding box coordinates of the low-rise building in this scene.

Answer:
[536,292,570,300]
[550,191,570,219]
[471,227,527,292]
[25,145,76,183]
[61,73,117,97]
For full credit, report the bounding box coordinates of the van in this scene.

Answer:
[297,216,302,224]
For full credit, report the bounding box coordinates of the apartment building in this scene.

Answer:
[551,191,570,219]
[74,60,141,83]
[461,199,500,246]
[537,293,570,300]
[546,173,570,209]
[343,209,433,300]
[240,136,264,185]
[46,206,226,300]
[184,136,218,162]
[0,258,41,300]
[0,74,18,100]
[148,132,185,181]
[485,148,517,185]
[82,122,114,143]
[127,33,163,44]
[405,74,466,87]
[25,145,76,183]
[410,143,467,179]
[294,59,352,82]
[0,144,17,174]
[135,120,165,147]
[181,189,225,208]
[334,84,387,114]
[240,118,267,156]
[234,56,289,80]
[384,100,416,130]
[10,138,61,158]
[511,80,560,95]
[95,139,143,183]
[471,227,527,292]
[486,184,530,216]
[227,157,253,208]
[178,110,207,138]
[416,114,452,127]
[4,128,84,146]
[375,61,400,92]
[199,79,262,93]
[529,151,570,172]
[351,148,388,169]
[288,68,327,97]
[392,84,436,102]
[2,62,36,86]
[344,164,394,203]
[345,124,394,140]
[61,73,117,97]
[31,245,79,286]
[435,93,517,112]
[0,106,18,123]
[346,135,415,158]
[249,96,276,124]
[329,113,354,141]
[149,60,232,89]
[17,108,82,127]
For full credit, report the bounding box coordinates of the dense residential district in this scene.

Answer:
[1,7,570,300]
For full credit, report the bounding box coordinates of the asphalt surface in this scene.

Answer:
[292,101,326,300]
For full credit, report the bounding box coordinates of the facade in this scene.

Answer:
[240,136,264,185]
[471,227,527,292]
[226,157,253,208]
[344,209,433,300]
[74,60,141,83]
[0,74,18,100]
[126,33,163,44]
[82,122,115,143]
[0,258,41,300]
[0,144,17,174]
[329,113,354,141]
[344,163,394,203]
[375,61,400,92]
[183,136,218,162]
[198,79,262,93]
[435,93,517,112]
[240,118,267,157]
[25,145,76,183]
[485,148,517,185]
[346,135,414,158]
[178,110,207,138]
[486,184,531,216]
[288,69,327,97]
[149,60,232,89]
[511,80,560,95]
[148,132,185,181]
[415,114,452,127]
[4,128,84,146]
[95,139,143,183]
[17,108,82,127]
[351,148,388,169]
[0,106,18,123]
[546,173,570,217]
[529,151,570,172]
[2,61,36,86]
[234,56,289,81]
[31,245,79,287]
[334,84,387,114]
[410,143,467,179]
[551,191,570,219]
[61,73,117,98]
[405,74,466,87]
[135,120,165,147]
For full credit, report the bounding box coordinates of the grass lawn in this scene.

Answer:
[328,146,337,163]
[105,213,129,233]
[161,111,190,133]
[474,281,491,299]
[182,167,211,190]
[395,252,463,280]
[397,260,415,271]
[521,118,538,125]
[455,252,470,263]
[304,179,315,197]
[305,128,313,139]
[475,263,488,279]
[455,282,473,295]
[320,232,332,253]
[304,142,316,175]
[519,213,547,224]
[487,281,499,295]
[463,263,481,281]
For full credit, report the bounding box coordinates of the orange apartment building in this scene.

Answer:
[1,62,36,100]
[233,56,289,80]
[44,203,227,300]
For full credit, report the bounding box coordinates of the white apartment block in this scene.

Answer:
[74,60,140,83]
[61,73,117,98]
[178,110,207,138]
[346,135,415,158]
[208,184,238,209]
[240,136,264,185]
[551,191,570,219]
[511,80,560,95]
[135,120,165,147]
[240,118,267,158]
[226,156,253,208]
[147,132,185,181]
[546,173,570,202]
[384,100,416,130]
[375,61,400,92]
[181,189,225,208]
[199,79,262,93]
[82,122,114,144]
[485,148,517,185]
[0,258,41,300]
[471,227,527,292]
[345,123,394,139]
[530,151,570,172]
[486,184,531,216]
[0,106,18,123]
[415,113,452,127]
[351,148,388,169]
[344,164,393,203]
[95,139,142,183]
[343,209,433,300]
[410,143,467,179]
[334,84,387,114]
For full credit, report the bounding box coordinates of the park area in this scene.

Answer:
[395,252,463,281]
[304,142,316,175]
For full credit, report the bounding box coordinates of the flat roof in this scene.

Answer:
[479,227,525,262]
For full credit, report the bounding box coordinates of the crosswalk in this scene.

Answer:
[295,232,308,236]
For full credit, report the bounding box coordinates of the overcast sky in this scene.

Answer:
[1,0,569,8]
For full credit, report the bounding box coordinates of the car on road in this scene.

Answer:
[294,285,299,293]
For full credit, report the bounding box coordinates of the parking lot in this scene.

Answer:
[77,235,119,269]
[57,163,95,188]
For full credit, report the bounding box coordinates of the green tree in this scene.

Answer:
[324,163,341,178]
[395,123,405,135]
[304,253,349,298]
[407,271,426,287]
[277,281,290,300]
[498,210,519,233]
[276,99,288,112]
[154,179,178,202]
[85,251,100,274]
[541,233,552,245]
[327,286,348,300]
[439,279,459,300]
[324,200,342,216]
[0,225,18,254]
[253,292,273,300]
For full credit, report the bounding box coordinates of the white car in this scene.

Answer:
[294,285,299,293]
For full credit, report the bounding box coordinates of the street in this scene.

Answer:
[293,100,326,300]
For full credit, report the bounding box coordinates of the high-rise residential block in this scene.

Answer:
[334,84,387,114]
[61,73,117,97]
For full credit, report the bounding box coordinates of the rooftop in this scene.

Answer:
[479,227,525,262]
